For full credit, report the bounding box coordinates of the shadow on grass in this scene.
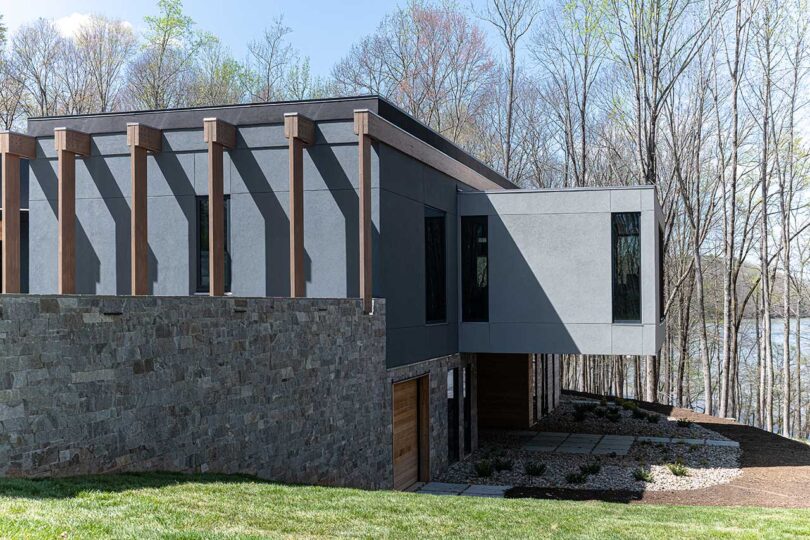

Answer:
[0,472,270,500]
[506,486,643,503]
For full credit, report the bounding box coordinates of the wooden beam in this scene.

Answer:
[284,113,315,297]
[203,118,234,297]
[54,128,90,294]
[0,131,35,294]
[354,111,373,314]
[353,109,507,191]
[126,123,162,154]
[203,117,236,149]
[0,131,36,160]
[127,123,161,295]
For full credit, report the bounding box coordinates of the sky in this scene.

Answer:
[2,0,500,79]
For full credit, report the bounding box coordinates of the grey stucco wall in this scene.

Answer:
[458,187,665,356]
[26,121,381,299]
[378,143,469,368]
[0,295,390,487]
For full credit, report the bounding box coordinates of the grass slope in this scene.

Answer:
[0,473,807,539]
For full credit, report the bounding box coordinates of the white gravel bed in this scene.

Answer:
[535,398,730,441]
[439,437,741,492]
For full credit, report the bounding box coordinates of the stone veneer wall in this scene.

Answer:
[0,295,390,488]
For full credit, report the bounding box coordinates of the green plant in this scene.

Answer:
[493,457,513,472]
[593,407,607,418]
[565,472,587,484]
[599,398,608,406]
[524,462,547,477]
[622,401,638,411]
[606,411,621,423]
[647,414,660,424]
[614,397,625,406]
[667,462,689,477]
[573,410,588,422]
[632,409,648,420]
[677,418,692,428]
[608,406,620,414]
[633,468,654,482]
[579,462,601,476]
[475,460,493,478]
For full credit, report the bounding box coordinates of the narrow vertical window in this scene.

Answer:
[463,366,471,454]
[612,212,641,322]
[425,206,446,323]
[197,196,231,293]
[658,225,665,321]
[461,215,488,322]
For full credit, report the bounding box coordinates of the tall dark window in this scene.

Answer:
[612,212,641,322]
[658,225,665,321]
[425,207,446,323]
[461,216,488,322]
[197,196,231,293]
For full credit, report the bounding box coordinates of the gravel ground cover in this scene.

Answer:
[535,397,731,440]
[439,398,741,492]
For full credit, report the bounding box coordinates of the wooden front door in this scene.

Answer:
[393,377,428,490]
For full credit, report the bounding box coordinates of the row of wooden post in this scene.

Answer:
[0,113,373,312]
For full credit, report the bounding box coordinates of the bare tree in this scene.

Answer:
[479,0,539,179]
[11,18,64,116]
[75,15,136,112]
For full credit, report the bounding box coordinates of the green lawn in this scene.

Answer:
[0,473,807,539]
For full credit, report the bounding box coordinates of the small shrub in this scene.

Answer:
[622,401,638,411]
[633,468,655,482]
[593,407,607,418]
[615,397,625,407]
[599,398,608,406]
[566,472,587,484]
[524,462,547,477]
[580,462,601,476]
[493,457,513,472]
[647,414,661,424]
[632,409,648,420]
[606,411,621,423]
[667,462,689,477]
[573,410,588,422]
[475,460,493,477]
[677,418,692,428]
[608,406,620,415]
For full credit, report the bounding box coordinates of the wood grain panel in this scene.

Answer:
[130,145,148,295]
[358,132,372,314]
[1,154,21,293]
[477,353,533,429]
[283,113,314,298]
[393,379,419,490]
[57,150,76,294]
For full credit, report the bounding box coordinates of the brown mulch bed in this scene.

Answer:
[506,391,810,508]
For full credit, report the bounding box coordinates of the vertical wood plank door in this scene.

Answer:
[392,379,420,490]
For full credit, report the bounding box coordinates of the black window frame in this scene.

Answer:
[461,215,489,323]
[196,195,232,294]
[658,225,665,322]
[424,206,447,324]
[611,212,641,323]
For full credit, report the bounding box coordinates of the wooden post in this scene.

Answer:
[283,113,315,298]
[54,128,90,294]
[203,118,236,297]
[0,131,36,294]
[127,123,161,296]
[353,111,373,314]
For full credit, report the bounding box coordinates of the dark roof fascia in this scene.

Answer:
[27,95,513,189]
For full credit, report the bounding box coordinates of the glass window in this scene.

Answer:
[659,225,665,321]
[197,196,231,293]
[447,368,459,464]
[461,216,488,322]
[612,212,641,322]
[425,207,447,323]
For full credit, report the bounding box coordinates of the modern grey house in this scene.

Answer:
[0,96,664,490]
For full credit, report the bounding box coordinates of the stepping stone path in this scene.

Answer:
[525,432,739,455]
[416,482,511,498]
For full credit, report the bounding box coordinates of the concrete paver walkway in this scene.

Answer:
[525,432,739,455]
[416,482,511,498]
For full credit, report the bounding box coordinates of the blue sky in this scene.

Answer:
[3,0,501,78]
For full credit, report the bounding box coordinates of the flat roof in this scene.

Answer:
[27,95,514,190]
